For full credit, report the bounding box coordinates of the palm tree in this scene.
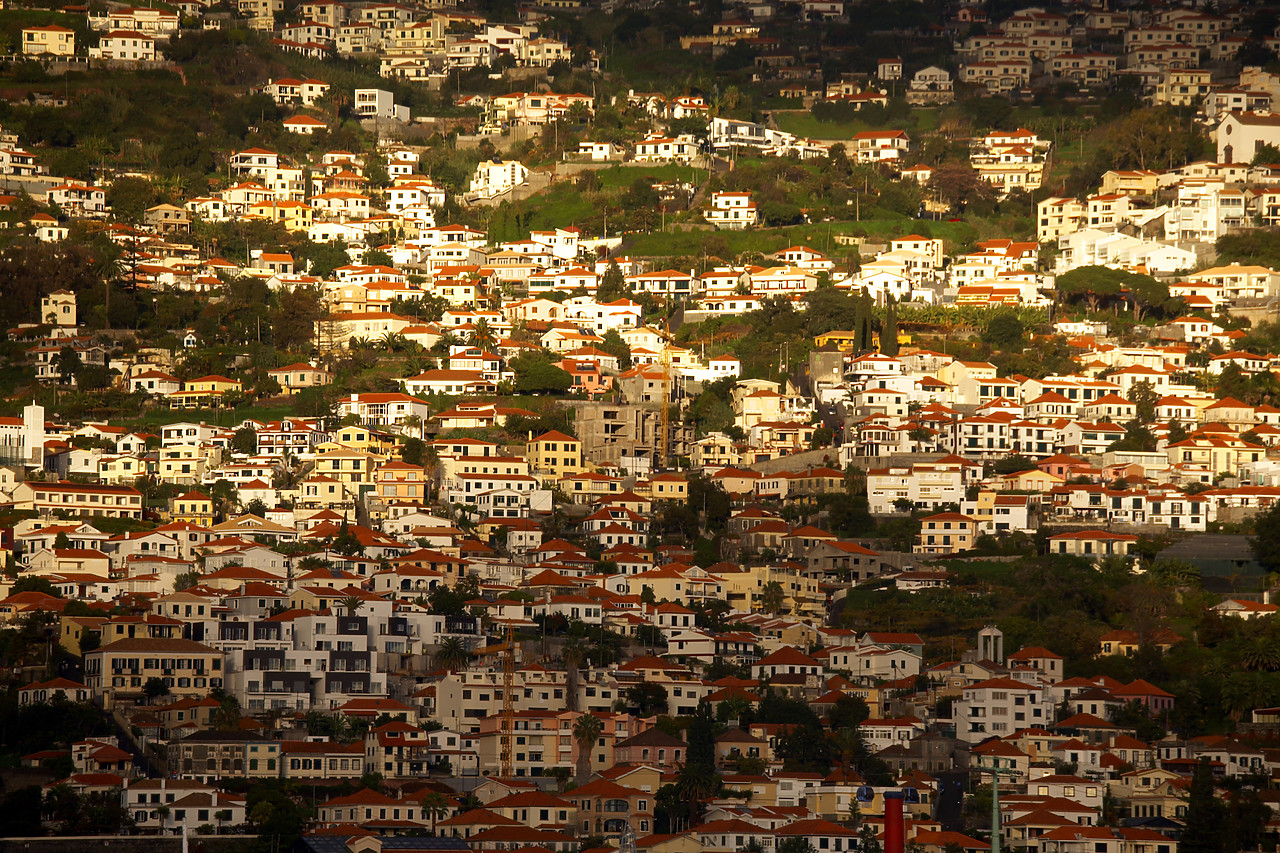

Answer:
[470,318,497,352]
[432,331,462,357]
[1241,635,1280,672]
[548,766,572,793]
[403,414,423,439]
[830,726,862,769]
[419,791,450,833]
[340,595,364,616]
[760,581,785,614]
[433,637,472,672]
[213,692,241,731]
[674,761,719,831]
[1221,671,1271,723]
[563,638,588,712]
[380,331,409,352]
[572,712,603,785]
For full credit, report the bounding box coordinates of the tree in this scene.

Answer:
[332,519,365,556]
[1180,758,1227,853]
[144,677,170,703]
[760,581,785,614]
[994,455,1037,475]
[1251,501,1280,573]
[419,791,450,832]
[1056,266,1176,320]
[599,329,633,369]
[12,576,58,596]
[511,351,573,394]
[881,296,899,356]
[53,346,82,385]
[598,260,628,302]
[470,318,497,352]
[433,637,472,672]
[674,760,720,828]
[927,162,985,210]
[272,285,323,351]
[573,712,604,785]
[1129,380,1158,424]
[828,695,871,731]
[231,426,257,455]
[1111,107,1205,171]
[105,176,158,224]
[859,824,883,853]
[625,682,669,717]
[213,692,241,730]
[1252,143,1280,167]
[982,312,1025,350]
[339,594,364,616]
[778,838,817,853]
[173,571,201,591]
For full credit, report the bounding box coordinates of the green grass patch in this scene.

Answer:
[592,163,703,188]
[488,182,599,243]
[772,110,868,141]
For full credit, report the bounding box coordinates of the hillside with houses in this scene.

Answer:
[5,0,1280,850]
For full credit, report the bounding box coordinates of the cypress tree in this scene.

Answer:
[1181,758,1226,853]
[882,295,899,356]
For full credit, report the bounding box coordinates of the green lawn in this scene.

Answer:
[772,107,939,141]
[593,163,704,188]
[772,110,867,141]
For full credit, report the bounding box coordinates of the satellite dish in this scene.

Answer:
[856,786,874,802]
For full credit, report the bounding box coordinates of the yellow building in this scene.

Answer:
[248,200,314,232]
[157,444,219,485]
[914,512,977,555]
[527,430,584,486]
[98,454,148,485]
[61,615,108,656]
[24,25,75,56]
[313,448,377,492]
[326,425,397,460]
[297,474,354,513]
[635,473,688,502]
[170,490,215,525]
[171,375,243,408]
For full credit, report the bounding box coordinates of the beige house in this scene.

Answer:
[23,25,75,55]
[85,637,224,704]
[1047,530,1137,560]
[268,362,332,394]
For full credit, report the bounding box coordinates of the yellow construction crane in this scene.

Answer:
[499,624,515,778]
